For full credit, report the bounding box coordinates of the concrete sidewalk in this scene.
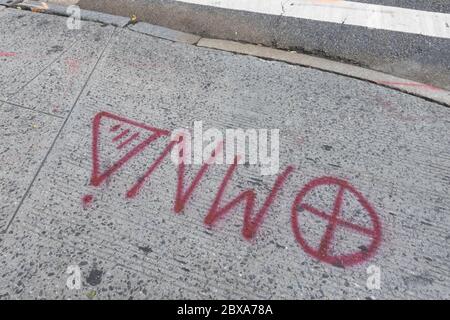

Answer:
[1,7,450,299]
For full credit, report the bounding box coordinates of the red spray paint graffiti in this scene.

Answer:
[85,112,169,202]
[204,160,294,240]
[291,177,381,267]
[0,52,17,57]
[84,112,382,267]
[174,139,224,214]
[65,58,80,75]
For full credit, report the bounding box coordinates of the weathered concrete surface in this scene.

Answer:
[1,9,450,299]
[5,10,115,117]
[0,103,63,231]
[15,1,131,27]
[197,38,450,107]
[0,7,78,101]
[0,7,115,117]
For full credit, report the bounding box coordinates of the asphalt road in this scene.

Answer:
[0,7,450,299]
[355,0,450,12]
[49,0,450,13]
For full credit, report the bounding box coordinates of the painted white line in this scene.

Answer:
[177,0,450,39]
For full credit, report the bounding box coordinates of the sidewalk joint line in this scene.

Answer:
[0,100,65,119]
[7,37,80,99]
[2,27,117,234]
[5,5,448,108]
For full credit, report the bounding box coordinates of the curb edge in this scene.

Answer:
[3,0,450,108]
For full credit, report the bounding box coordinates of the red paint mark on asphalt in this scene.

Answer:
[112,129,131,142]
[110,124,122,132]
[204,160,294,239]
[84,112,382,267]
[174,140,224,213]
[65,58,80,74]
[291,177,382,267]
[126,140,178,198]
[82,194,94,208]
[88,112,169,189]
[0,52,17,57]
[375,95,433,122]
[117,132,140,150]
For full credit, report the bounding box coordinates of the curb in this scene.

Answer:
[2,0,131,27]
[197,38,450,107]
[75,0,450,91]
[1,1,450,108]
[129,22,201,44]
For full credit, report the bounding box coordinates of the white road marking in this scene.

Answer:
[176,0,450,39]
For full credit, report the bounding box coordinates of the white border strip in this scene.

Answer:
[177,0,450,39]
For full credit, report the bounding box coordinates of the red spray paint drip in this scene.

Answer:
[82,194,94,208]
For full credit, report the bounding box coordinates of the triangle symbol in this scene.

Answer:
[89,111,169,187]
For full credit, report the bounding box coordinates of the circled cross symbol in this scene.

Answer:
[291,177,382,267]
